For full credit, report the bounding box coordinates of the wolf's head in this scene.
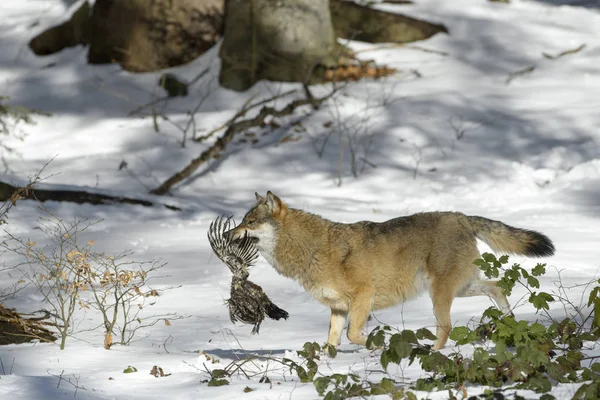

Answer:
[226,191,287,245]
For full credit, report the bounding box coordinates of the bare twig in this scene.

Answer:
[163,334,173,354]
[412,144,423,180]
[49,370,86,398]
[129,67,211,117]
[505,65,535,85]
[151,87,339,195]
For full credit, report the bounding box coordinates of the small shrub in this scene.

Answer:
[2,213,177,349]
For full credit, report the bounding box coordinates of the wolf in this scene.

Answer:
[227,191,555,350]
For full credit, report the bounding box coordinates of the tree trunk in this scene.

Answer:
[28,0,447,82]
[219,0,336,92]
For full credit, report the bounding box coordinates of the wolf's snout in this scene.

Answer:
[224,227,259,245]
[224,227,246,243]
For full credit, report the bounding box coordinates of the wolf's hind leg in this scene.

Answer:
[457,280,510,314]
[430,283,454,351]
[328,309,348,346]
[346,291,373,347]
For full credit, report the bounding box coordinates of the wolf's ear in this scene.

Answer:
[255,192,266,203]
[266,191,287,218]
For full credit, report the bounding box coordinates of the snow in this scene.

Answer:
[1,0,599,398]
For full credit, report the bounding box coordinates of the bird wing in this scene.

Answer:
[207,216,258,274]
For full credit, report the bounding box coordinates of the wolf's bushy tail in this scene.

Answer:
[468,216,555,257]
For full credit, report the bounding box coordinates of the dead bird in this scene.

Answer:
[207,216,288,334]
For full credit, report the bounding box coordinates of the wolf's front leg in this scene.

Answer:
[327,308,348,346]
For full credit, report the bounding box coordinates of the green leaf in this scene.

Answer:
[529,322,547,338]
[393,340,412,359]
[532,263,547,276]
[371,377,396,395]
[420,351,450,373]
[405,391,417,400]
[296,365,310,382]
[449,326,471,344]
[527,275,540,288]
[305,359,318,381]
[546,362,567,381]
[499,255,509,264]
[587,284,600,306]
[494,340,507,357]
[519,375,552,393]
[483,306,504,320]
[378,377,395,392]
[497,278,515,296]
[123,366,138,373]
[400,329,418,344]
[482,253,497,263]
[243,386,254,393]
[416,327,437,341]
[367,328,386,349]
[506,267,521,282]
[380,349,390,371]
[299,342,320,360]
[572,382,600,400]
[473,258,488,268]
[324,343,337,358]
[594,298,600,329]
[314,377,331,395]
[529,292,554,310]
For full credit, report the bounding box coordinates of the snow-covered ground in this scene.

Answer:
[0,0,599,398]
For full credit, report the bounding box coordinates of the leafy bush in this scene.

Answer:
[363,254,600,396]
[198,254,599,400]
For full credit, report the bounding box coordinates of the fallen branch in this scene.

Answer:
[0,181,181,211]
[0,305,57,345]
[150,88,338,195]
[194,89,297,143]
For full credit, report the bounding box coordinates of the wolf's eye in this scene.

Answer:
[246,219,256,226]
